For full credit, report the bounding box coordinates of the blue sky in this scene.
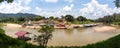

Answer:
[0,0,120,19]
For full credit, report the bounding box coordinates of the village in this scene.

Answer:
[22,19,98,29]
[0,0,120,48]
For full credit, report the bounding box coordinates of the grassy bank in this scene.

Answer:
[0,28,44,48]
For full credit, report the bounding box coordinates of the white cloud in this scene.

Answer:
[35,7,56,17]
[35,4,75,17]
[35,7,43,15]
[63,4,74,11]
[45,0,58,3]
[35,0,120,19]
[79,0,120,19]
[0,0,31,14]
[25,0,32,5]
[65,0,74,3]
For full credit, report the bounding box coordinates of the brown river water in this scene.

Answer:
[2,25,120,46]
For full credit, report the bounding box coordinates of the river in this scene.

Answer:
[2,25,120,46]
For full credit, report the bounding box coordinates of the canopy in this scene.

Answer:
[15,31,27,37]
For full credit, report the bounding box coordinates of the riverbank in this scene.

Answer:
[94,26,117,32]
[1,26,120,48]
[2,23,120,46]
[49,34,120,48]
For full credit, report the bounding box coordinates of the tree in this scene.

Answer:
[49,16,54,20]
[17,17,25,22]
[36,25,54,46]
[114,0,120,8]
[96,13,120,24]
[33,16,45,21]
[0,0,13,3]
[76,16,87,21]
[61,15,65,19]
[65,15,74,22]
[54,17,59,20]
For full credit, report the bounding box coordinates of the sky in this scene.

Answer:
[0,0,120,19]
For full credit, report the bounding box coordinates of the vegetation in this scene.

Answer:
[1,24,120,48]
[49,16,54,20]
[0,17,26,24]
[0,0,13,3]
[32,16,46,21]
[0,28,4,34]
[76,16,87,21]
[65,15,74,22]
[35,25,54,47]
[63,15,93,24]
[114,0,120,8]
[0,28,45,48]
[0,14,94,24]
[96,13,120,25]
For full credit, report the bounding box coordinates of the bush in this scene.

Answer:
[0,28,5,34]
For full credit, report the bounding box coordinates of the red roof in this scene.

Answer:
[15,31,27,37]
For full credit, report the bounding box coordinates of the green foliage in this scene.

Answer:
[49,16,54,20]
[0,0,13,3]
[76,16,87,21]
[37,25,54,46]
[0,28,44,48]
[0,17,26,24]
[0,34,43,48]
[38,25,54,33]
[96,13,120,25]
[17,17,25,22]
[0,28,4,34]
[114,0,120,8]
[61,15,65,19]
[65,15,74,22]
[33,16,45,21]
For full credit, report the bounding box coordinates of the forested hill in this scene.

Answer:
[0,13,38,19]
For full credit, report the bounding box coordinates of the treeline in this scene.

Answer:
[0,14,94,24]
[96,13,120,25]
[22,14,92,23]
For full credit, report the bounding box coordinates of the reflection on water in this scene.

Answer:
[2,26,120,46]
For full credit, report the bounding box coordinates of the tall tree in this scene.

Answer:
[77,16,87,21]
[0,0,13,3]
[36,25,54,46]
[17,17,25,22]
[65,15,74,22]
[49,16,54,20]
[33,16,45,21]
[114,0,120,8]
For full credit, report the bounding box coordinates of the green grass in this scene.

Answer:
[0,28,45,48]
[112,22,120,25]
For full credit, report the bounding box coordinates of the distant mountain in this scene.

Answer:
[0,13,38,19]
